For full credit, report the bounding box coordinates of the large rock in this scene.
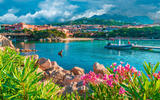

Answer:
[63,75,82,86]
[20,49,37,52]
[43,61,73,86]
[93,62,110,75]
[0,35,14,48]
[71,67,85,75]
[51,61,63,71]
[38,58,52,71]
[62,81,88,94]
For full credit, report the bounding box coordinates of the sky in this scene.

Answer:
[0,0,160,24]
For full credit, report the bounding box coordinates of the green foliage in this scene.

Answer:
[0,28,66,39]
[32,29,66,39]
[108,26,160,39]
[52,18,130,26]
[73,32,107,38]
[0,47,61,99]
[120,62,160,99]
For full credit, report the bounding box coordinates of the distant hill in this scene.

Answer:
[52,14,154,26]
[52,18,131,26]
[91,14,154,24]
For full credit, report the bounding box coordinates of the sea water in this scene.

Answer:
[15,40,160,73]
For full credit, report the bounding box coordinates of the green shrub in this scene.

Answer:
[0,47,61,99]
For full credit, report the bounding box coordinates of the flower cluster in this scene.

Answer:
[153,72,160,79]
[81,62,142,95]
[112,63,141,82]
[81,71,102,85]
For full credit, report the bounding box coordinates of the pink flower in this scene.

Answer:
[83,81,86,85]
[148,74,151,78]
[120,61,124,65]
[115,74,119,79]
[108,74,114,79]
[110,65,113,68]
[153,73,158,78]
[106,80,114,87]
[131,66,137,73]
[138,71,141,76]
[113,68,117,72]
[96,74,100,78]
[124,64,130,72]
[115,74,119,82]
[113,63,117,66]
[119,87,126,95]
[103,75,108,80]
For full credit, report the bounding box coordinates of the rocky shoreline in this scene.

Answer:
[26,55,108,94]
[0,35,108,94]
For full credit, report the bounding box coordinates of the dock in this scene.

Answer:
[132,45,160,50]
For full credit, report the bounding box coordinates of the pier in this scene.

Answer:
[132,45,160,51]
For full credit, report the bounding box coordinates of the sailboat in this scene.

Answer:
[104,39,132,50]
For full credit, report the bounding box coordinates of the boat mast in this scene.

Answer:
[119,39,121,45]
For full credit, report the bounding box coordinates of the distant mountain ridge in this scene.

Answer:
[91,14,154,24]
[52,14,154,25]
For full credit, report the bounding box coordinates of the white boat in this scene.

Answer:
[24,39,28,42]
[104,44,132,50]
[105,39,132,50]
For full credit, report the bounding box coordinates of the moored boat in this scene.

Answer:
[105,39,132,50]
[104,44,132,50]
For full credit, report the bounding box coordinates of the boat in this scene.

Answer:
[105,39,132,50]
[24,39,28,42]
[104,44,132,50]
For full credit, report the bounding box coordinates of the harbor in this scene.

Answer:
[14,40,160,73]
[132,45,160,51]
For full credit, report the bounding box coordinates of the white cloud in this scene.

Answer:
[0,13,18,23]
[71,4,114,20]
[0,0,113,24]
[150,11,160,22]
[8,8,19,14]
[0,0,78,24]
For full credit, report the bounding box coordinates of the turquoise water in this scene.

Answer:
[15,40,160,72]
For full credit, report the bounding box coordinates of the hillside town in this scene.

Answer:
[0,22,160,37]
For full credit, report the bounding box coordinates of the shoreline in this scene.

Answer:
[61,37,160,41]
[60,38,94,41]
[11,37,160,42]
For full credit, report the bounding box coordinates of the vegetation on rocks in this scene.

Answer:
[108,26,160,39]
[0,28,66,39]
[32,29,66,39]
[74,26,160,39]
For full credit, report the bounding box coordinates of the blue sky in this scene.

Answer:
[0,0,160,24]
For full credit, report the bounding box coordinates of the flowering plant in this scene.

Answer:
[81,62,160,99]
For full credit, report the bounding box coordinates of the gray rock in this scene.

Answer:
[71,67,85,75]
[38,58,52,71]
[93,62,110,75]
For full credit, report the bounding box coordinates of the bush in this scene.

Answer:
[0,47,61,99]
[81,62,160,99]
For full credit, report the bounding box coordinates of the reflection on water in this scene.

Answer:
[16,42,36,49]
[15,40,160,72]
